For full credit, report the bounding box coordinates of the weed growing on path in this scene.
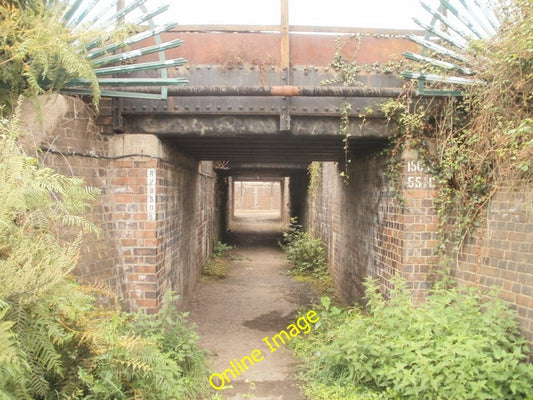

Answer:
[280,218,340,301]
[280,218,327,277]
[202,242,235,279]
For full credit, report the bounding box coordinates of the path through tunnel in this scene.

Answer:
[226,177,289,246]
[29,13,533,396]
[158,131,391,399]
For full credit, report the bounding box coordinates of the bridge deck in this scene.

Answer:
[107,27,419,162]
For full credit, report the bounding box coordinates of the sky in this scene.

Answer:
[158,0,440,30]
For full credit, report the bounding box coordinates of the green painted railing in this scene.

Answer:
[60,0,187,100]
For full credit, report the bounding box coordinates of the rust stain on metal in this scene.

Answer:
[145,30,420,67]
[271,86,299,96]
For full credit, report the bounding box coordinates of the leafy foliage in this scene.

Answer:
[382,0,532,255]
[70,291,210,400]
[132,292,210,399]
[212,241,234,258]
[307,162,322,196]
[281,218,328,277]
[0,110,211,399]
[0,0,138,113]
[325,35,407,86]
[0,1,97,110]
[293,280,533,400]
[0,108,99,302]
[1,281,211,399]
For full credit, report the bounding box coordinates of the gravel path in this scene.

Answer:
[188,218,317,399]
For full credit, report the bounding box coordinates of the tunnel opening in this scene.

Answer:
[232,179,283,221]
[223,175,296,246]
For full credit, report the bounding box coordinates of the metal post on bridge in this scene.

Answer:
[280,0,291,131]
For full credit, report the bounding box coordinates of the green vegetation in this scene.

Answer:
[0,108,100,302]
[382,0,532,256]
[281,218,327,277]
[0,107,211,398]
[307,162,322,196]
[202,241,235,279]
[0,0,136,113]
[293,280,533,400]
[280,218,339,300]
[212,241,234,258]
[0,4,214,398]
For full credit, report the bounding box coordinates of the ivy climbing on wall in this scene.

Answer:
[325,0,531,276]
[325,35,408,183]
[382,0,532,269]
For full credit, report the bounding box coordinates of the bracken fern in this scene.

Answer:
[0,107,211,399]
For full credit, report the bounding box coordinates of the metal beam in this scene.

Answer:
[112,85,405,98]
[124,115,393,137]
[280,0,291,131]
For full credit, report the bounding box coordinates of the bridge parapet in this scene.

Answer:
[159,27,420,66]
[113,26,419,122]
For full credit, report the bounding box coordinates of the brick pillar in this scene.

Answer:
[400,147,439,301]
[110,157,161,312]
[109,135,165,313]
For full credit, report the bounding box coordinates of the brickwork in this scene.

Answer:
[305,152,438,303]
[306,157,401,302]
[400,153,439,302]
[234,181,282,213]
[306,153,532,346]
[22,94,531,342]
[22,95,218,312]
[108,157,161,311]
[22,95,122,293]
[453,184,533,344]
[104,137,218,312]
[158,158,217,309]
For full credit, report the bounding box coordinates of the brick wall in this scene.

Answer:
[305,151,439,303]
[306,152,532,346]
[22,95,122,293]
[452,184,533,344]
[157,157,217,308]
[234,181,282,213]
[22,95,218,312]
[400,150,439,302]
[305,157,408,302]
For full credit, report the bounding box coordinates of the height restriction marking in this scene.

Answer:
[405,160,435,190]
[147,168,156,220]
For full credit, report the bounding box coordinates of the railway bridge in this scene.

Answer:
[31,25,532,344]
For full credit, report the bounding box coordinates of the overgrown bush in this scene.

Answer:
[381,0,532,254]
[0,0,137,113]
[293,279,533,400]
[281,218,328,277]
[0,111,211,399]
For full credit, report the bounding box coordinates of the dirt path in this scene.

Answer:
[188,218,317,399]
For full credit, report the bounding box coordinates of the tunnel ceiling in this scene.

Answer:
[222,162,310,178]
[162,135,389,163]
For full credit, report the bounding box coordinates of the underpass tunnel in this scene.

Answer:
[97,23,436,313]
[217,166,310,245]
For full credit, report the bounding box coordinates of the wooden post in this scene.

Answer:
[281,0,290,69]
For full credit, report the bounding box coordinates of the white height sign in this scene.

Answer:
[147,168,157,220]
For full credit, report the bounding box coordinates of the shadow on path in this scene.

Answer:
[188,217,317,399]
